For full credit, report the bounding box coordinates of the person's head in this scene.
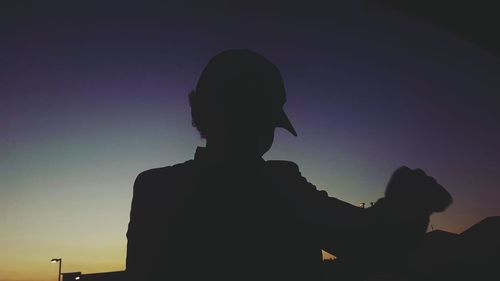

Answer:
[189,49,296,157]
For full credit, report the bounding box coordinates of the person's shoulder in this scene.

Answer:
[134,160,195,187]
[265,160,328,196]
[264,160,304,182]
[265,160,300,174]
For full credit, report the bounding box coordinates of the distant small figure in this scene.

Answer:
[125,49,452,281]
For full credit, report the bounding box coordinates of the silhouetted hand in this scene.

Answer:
[385,166,452,214]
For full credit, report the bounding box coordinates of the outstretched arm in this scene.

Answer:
[269,162,451,274]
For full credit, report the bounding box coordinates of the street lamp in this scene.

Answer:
[50,258,62,281]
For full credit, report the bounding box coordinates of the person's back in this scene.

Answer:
[127,149,326,280]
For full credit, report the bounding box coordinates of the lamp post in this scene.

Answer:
[51,258,62,281]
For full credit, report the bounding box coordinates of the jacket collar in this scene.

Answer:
[194,146,265,165]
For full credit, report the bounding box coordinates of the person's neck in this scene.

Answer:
[204,140,262,161]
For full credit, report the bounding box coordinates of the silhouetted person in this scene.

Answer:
[126,49,452,281]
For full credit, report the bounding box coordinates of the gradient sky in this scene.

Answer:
[1,1,500,281]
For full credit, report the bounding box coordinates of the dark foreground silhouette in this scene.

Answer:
[62,216,499,281]
[125,50,453,281]
[406,216,500,281]
[324,216,500,281]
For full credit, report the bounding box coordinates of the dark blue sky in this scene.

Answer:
[1,1,499,280]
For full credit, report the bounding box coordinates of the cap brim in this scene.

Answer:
[275,109,297,136]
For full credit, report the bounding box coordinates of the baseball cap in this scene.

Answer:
[195,49,297,136]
